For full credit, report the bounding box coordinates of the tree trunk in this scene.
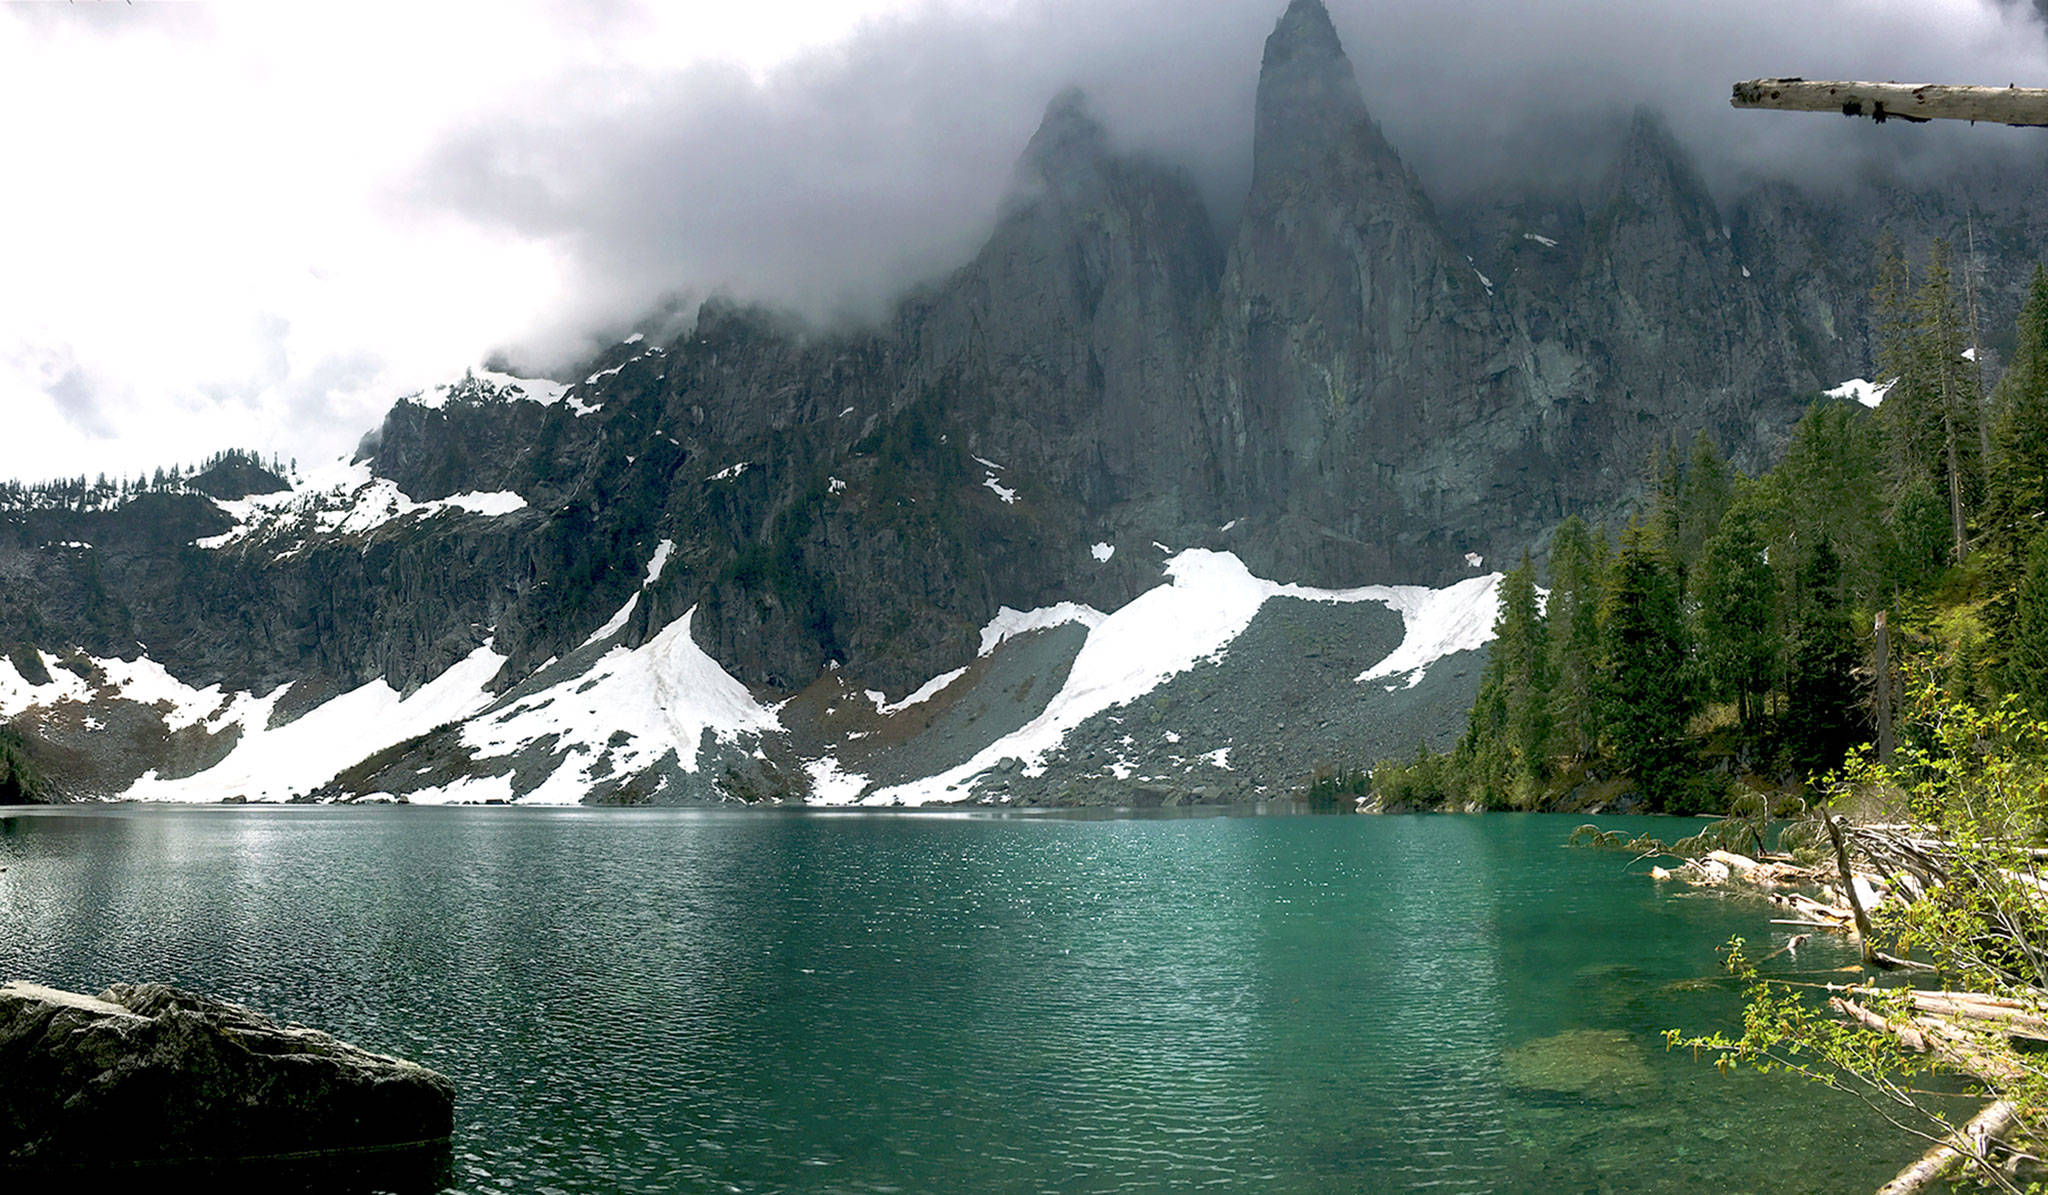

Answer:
[1732,79,2048,126]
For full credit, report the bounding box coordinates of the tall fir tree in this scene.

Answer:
[1498,554,1553,791]
[1782,537,1865,777]
[1696,487,1778,731]
[1986,266,2048,637]
[1545,516,1608,763]
[1598,523,1703,810]
[1669,431,1733,590]
[2011,533,2048,714]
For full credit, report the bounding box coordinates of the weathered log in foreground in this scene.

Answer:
[1878,1099,2021,1195]
[1732,79,2048,127]
[0,980,455,1171]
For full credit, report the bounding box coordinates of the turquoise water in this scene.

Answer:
[0,807,1923,1191]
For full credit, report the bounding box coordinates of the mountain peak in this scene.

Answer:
[1251,0,1375,186]
[1007,87,1112,210]
[1266,0,1345,66]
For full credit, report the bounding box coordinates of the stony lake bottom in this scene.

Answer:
[0,807,1943,1192]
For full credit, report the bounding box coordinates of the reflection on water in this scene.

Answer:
[0,807,1923,1192]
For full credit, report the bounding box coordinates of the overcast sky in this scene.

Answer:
[5,0,2045,485]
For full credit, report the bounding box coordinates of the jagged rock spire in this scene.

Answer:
[1006,86,1111,211]
[1251,0,1377,186]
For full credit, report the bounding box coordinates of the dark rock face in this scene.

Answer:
[0,981,455,1169]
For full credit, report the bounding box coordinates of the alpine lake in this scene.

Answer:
[0,806,1949,1192]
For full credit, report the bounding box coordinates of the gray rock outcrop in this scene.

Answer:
[0,980,455,1169]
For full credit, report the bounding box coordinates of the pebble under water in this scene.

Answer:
[0,806,1934,1192]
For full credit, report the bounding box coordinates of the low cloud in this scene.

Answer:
[4,0,2045,481]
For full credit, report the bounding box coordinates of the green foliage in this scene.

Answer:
[1302,766,1370,811]
[1695,489,1776,729]
[1670,681,2048,1189]
[2011,534,2048,715]
[0,728,41,804]
[1361,248,2048,819]
[1546,516,1608,762]
[1600,523,1707,811]
[1781,538,1865,777]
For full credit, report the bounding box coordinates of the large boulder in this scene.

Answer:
[0,980,455,1170]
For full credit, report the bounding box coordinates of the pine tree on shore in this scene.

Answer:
[1545,517,1608,763]
[1598,523,1703,809]
[1782,537,1864,775]
[1696,488,1777,731]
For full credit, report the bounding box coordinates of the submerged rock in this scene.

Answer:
[1501,1028,1656,1100]
[0,980,455,1170]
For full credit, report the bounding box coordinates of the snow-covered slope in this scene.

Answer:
[0,547,1497,807]
[195,456,529,552]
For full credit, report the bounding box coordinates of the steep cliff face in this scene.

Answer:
[6,0,2048,805]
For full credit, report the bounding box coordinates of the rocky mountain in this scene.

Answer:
[4,0,2046,807]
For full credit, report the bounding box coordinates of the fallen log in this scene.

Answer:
[1732,79,2048,127]
[1831,997,2023,1082]
[1877,1098,2020,1195]
[1826,815,1935,972]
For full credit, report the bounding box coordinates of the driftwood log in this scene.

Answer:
[1877,1098,2021,1195]
[1732,79,2048,127]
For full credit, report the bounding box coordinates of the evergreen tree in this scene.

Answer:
[1454,556,1553,806]
[1985,266,2048,636]
[2011,533,2048,714]
[1782,537,1864,776]
[1545,516,1608,762]
[1670,431,1733,589]
[1696,487,1777,730]
[1598,523,1703,810]
[1497,554,1553,790]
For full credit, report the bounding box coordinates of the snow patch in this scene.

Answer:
[828,476,847,494]
[1353,574,1503,689]
[403,369,569,412]
[708,462,750,481]
[983,477,1017,504]
[1201,747,1231,770]
[868,666,970,716]
[1826,377,1895,409]
[126,645,506,803]
[197,458,528,549]
[458,608,778,796]
[870,551,1503,805]
[644,539,677,586]
[1090,542,1114,562]
[1523,233,1558,247]
[1464,552,1484,569]
[583,594,639,649]
[804,758,871,806]
[979,602,1107,656]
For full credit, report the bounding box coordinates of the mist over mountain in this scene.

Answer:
[416,0,2048,370]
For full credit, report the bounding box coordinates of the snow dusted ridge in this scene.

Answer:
[6,548,1498,807]
[867,551,1501,806]
[1827,377,1895,408]
[196,456,529,551]
[403,369,569,411]
[431,608,780,806]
